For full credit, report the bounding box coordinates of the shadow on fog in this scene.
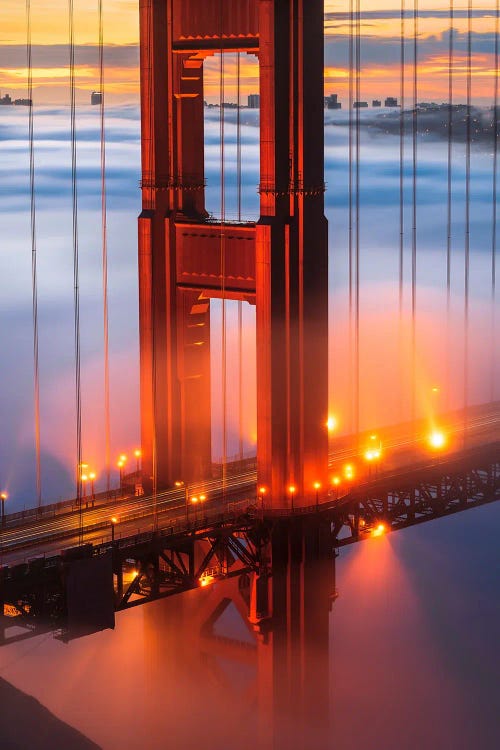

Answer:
[0,676,101,749]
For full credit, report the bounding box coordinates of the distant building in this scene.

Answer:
[248,94,260,108]
[91,91,102,106]
[0,93,12,105]
[384,97,399,107]
[14,98,32,106]
[353,101,368,108]
[325,93,341,110]
[372,100,381,107]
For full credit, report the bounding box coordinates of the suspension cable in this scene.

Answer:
[348,0,354,433]
[399,0,405,316]
[446,0,454,407]
[236,52,243,461]
[68,0,83,542]
[354,0,361,439]
[26,0,42,509]
[411,0,418,424]
[491,0,499,401]
[98,0,111,493]
[146,0,158,529]
[463,0,472,436]
[399,0,406,419]
[219,11,227,502]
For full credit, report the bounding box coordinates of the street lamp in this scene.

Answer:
[110,516,117,543]
[191,495,199,524]
[80,473,88,507]
[117,459,125,490]
[134,449,142,473]
[258,486,266,511]
[1,491,8,528]
[288,485,296,512]
[313,481,321,510]
[89,471,96,506]
[331,476,341,499]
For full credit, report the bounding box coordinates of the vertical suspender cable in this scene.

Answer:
[147,1,158,529]
[68,0,83,542]
[236,52,244,461]
[219,6,227,501]
[399,0,406,419]
[26,0,42,509]
[98,0,111,493]
[354,0,361,439]
[446,0,454,406]
[491,0,499,401]
[399,0,405,315]
[411,0,418,425]
[348,0,354,433]
[463,0,472,437]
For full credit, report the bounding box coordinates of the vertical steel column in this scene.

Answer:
[138,0,211,490]
[257,0,329,507]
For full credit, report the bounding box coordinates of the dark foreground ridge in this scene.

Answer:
[0,677,101,750]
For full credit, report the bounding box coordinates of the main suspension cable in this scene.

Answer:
[26,0,42,509]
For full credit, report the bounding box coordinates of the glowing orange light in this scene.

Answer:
[258,486,267,495]
[199,494,206,502]
[111,516,117,524]
[332,476,341,486]
[191,496,199,504]
[343,464,355,480]
[117,460,124,468]
[134,449,141,458]
[428,430,446,450]
[175,480,183,488]
[89,471,96,481]
[313,481,321,490]
[364,448,381,462]
[119,454,127,463]
[288,485,296,494]
[0,492,8,501]
[80,473,88,482]
[326,416,338,431]
[199,575,214,587]
[431,386,440,394]
[372,522,386,538]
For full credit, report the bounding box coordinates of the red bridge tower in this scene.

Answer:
[138,0,328,507]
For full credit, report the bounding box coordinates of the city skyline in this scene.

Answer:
[0,2,498,104]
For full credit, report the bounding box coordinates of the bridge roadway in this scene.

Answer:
[1,401,498,568]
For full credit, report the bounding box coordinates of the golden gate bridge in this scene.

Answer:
[0,1,499,747]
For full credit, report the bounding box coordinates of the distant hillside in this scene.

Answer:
[0,677,101,750]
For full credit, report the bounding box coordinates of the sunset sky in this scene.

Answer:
[0,1,498,104]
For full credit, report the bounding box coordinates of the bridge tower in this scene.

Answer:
[138,0,328,506]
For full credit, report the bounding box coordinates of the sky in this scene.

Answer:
[0,1,499,104]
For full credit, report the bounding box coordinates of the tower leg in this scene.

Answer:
[257,0,329,507]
